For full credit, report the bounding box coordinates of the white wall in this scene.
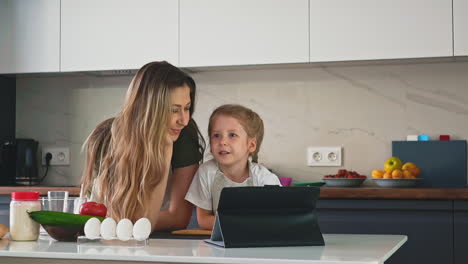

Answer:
[16,61,468,186]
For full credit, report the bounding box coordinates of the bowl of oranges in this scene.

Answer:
[371,157,421,188]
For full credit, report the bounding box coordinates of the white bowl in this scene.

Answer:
[323,178,365,187]
[373,178,422,188]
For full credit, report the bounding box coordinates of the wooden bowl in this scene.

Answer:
[42,225,84,242]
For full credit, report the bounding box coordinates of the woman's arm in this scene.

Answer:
[196,207,215,230]
[147,173,169,231]
[153,163,199,231]
[147,140,173,231]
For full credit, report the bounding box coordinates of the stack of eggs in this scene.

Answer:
[84,217,151,241]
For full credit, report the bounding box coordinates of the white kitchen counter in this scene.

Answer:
[0,234,407,264]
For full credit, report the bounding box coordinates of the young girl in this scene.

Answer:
[185,104,281,230]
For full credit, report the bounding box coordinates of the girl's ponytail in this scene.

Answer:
[251,152,259,163]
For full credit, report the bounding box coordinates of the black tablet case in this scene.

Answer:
[205,186,325,248]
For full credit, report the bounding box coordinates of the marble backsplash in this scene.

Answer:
[15,61,468,186]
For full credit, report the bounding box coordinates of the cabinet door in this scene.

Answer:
[454,201,468,264]
[309,0,452,62]
[454,0,468,56]
[317,199,453,264]
[180,0,309,67]
[0,0,60,74]
[61,0,178,72]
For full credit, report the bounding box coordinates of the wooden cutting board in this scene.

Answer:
[171,228,212,236]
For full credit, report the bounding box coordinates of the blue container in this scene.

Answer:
[418,135,430,141]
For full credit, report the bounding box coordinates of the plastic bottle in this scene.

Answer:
[10,192,41,241]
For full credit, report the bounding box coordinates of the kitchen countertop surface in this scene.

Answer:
[319,187,468,199]
[0,186,81,196]
[0,234,407,264]
[1,186,468,199]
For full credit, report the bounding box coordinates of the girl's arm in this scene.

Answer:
[153,163,199,231]
[196,207,215,230]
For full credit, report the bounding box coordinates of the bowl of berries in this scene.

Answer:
[322,169,367,187]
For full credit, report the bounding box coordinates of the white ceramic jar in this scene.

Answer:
[10,192,41,241]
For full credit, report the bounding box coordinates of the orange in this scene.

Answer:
[402,162,416,170]
[402,162,421,177]
[409,167,421,177]
[402,170,413,179]
[392,169,403,179]
[383,172,392,179]
[372,170,384,178]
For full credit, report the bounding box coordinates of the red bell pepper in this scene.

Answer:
[79,202,107,217]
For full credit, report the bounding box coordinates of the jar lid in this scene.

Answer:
[11,192,40,200]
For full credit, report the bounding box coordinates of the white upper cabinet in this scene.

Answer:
[0,0,60,74]
[309,0,453,62]
[179,0,309,67]
[61,0,178,72]
[454,0,468,56]
[1,0,462,73]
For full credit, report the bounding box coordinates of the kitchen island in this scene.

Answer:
[0,186,464,263]
[0,234,406,264]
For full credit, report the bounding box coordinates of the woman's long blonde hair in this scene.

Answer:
[208,104,264,163]
[81,61,199,222]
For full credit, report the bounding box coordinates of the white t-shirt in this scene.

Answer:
[185,159,281,213]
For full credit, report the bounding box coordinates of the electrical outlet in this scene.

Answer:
[307,146,342,166]
[42,147,70,166]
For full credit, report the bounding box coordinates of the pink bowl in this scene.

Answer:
[279,177,292,187]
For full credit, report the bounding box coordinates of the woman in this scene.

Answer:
[81,61,205,231]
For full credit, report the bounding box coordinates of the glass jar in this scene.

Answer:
[10,192,41,241]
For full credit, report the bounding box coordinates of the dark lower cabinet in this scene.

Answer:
[454,200,468,264]
[0,194,464,264]
[316,199,453,264]
[0,196,10,227]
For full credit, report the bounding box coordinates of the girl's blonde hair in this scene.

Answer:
[208,104,264,163]
[81,61,201,222]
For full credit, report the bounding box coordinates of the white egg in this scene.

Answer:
[84,217,101,239]
[133,218,151,241]
[116,218,133,241]
[100,217,117,240]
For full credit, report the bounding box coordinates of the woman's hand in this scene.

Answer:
[163,133,174,163]
[165,132,174,146]
[153,164,199,231]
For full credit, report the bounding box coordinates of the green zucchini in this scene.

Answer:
[28,211,105,227]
